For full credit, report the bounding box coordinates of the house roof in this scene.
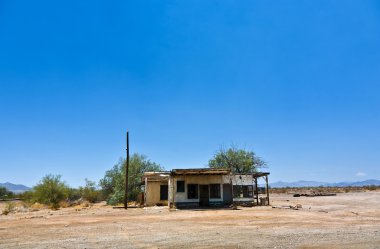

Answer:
[234,172,270,177]
[171,168,231,175]
[142,172,170,181]
[143,171,170,176]
[142,169,270,179]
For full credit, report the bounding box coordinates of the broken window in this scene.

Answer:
[160,185,168,200]
[187,184,198,199]
[177,180,185,192]
[243,185,253,197]
[209,184,221,198]
[233,185,253,198]
[233,185,242,198]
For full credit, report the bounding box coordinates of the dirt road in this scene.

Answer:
[1,192,379,248]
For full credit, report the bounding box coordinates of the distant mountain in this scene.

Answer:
[0,182,31,193]
[270,181,328,188]
[270,179,380,188]
[330,179,380,187]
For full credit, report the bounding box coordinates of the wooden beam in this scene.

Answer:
[230,175,234,206]
[144,176,147,206]
[255,178,259,205]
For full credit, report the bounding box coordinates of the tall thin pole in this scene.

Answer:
[124,131,129,209]
[265,175,270,206]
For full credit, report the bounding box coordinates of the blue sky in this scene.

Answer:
[1,1,379,187]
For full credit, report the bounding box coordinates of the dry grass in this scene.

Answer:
[270,185,380,194]
[29,202,45,211]
[1,201,32,215]
[1,202,15,215]
[58,200,71,208]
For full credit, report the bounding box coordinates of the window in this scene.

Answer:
[177,181,185,192]
[187,184,198,199]
[233,185,253,198]
[233,185,242,198]
[209,184,221,198]
[243,185,253,198]
[160,185,168,200]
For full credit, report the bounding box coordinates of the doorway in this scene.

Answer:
[199,185,209,206]
[160,185,168,201]
[223,184,233,204]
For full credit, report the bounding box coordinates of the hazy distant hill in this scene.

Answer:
[330,179,380,187]
[270,180,328,188]
[270,179,380,188]
[0,182,31,193]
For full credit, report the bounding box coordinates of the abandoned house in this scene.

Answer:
[142,168,270,208]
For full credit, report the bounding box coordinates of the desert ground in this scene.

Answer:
[1,191,379,249]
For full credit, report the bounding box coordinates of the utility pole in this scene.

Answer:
[124,131,129,209]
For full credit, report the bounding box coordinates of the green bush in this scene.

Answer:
[99,154,164,205]
[107,189,124,206]
[32,174,69,209]
[66,188,81,202]
[80,179,100,203]
[18,190,34,203]
[0,187,14,199]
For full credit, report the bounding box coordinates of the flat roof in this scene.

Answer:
[143,171,170,176]
[142,172,170,182]
[171,168,231,175]
[143,170,270,178]
[234,172,270,177]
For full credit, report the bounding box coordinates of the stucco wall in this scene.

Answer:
[145,181,168,206]
[230,174,254,185]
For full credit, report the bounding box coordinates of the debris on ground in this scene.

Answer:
[272,204,302,210]
[293,192,336,197]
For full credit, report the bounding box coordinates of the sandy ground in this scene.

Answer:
[1,191,380,249]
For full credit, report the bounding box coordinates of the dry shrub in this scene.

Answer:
[59,200,71,208]
[270,188,287,194]
[128,201,142,207]
[80,200,91,207]
[2,202,15,215]
[30,202,45,211]
[73,200,92,211]
[12,202,29,213]
[364,185,378,191]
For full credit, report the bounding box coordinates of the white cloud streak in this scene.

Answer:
[356,172,366,177]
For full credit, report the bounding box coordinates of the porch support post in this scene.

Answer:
[230,174,234,206]
[144,176,147,206]
[255,177,259,205]
[169,176,175,208]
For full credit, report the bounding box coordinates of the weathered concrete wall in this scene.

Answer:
[233,197,254,202]
[171,175,229,203]
[230,174,254,185]
[145,181,168,206]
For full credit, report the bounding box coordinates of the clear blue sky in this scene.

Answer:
[1,1,379,187]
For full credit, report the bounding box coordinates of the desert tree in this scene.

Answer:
[208,146,266,173]
[32,174,69,209]
[99,153,163,205]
